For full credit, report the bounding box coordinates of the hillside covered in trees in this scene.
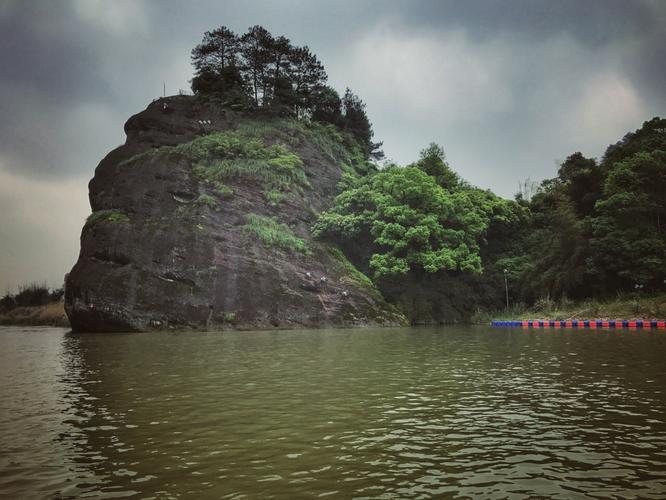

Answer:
[64,25,665,330]
[515,118,666,301]
[187,25,666,322]
[315,116,666,322]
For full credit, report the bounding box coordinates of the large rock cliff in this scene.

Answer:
[65,96,406,332]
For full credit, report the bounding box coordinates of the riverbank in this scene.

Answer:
[2,294,664,329]
[0,301,69,327]
[475,293,666,323]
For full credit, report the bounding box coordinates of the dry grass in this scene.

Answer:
[476,293,666,323]
[0,302,69,327]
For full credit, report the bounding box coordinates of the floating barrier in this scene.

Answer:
[491,320,666,329]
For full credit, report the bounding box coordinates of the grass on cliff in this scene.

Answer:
[178,131,309,195]
[264,189,285,207]
[121,126,310,197]
[326,246,382,300]
[196,193,218,209]
[235,118,373,175]
[473,293,666,323]
[242,213,309,255]
[327,247,375,290]
[121,116,374,185]
[195,150,306,190]
[85,209,130,227]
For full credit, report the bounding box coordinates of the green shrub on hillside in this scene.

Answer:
[123,128,311,194]
[211,181,234,198]
[196,193,218,209]
[85,209,130,227]
[171,133,267,162]
[235,118,374,176]
[264,190,286,206]
[242,213,308,255]
[327,247,377,294]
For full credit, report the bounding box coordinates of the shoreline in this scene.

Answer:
[477,293,666,323]
[3,294,665,330]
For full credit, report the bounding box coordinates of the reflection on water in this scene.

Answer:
[2,326,666,498]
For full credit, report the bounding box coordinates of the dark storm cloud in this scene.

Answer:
[0,2,112,103]
[408,0,666,120]
[0,1,125,179]
[1,0,665,178]
[399,0,658,46]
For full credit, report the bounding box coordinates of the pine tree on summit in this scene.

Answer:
[341,89,383,160]
[189,26,384,162]
[190,27,245,103]
[240,25,273,107]
[190,25,330,116]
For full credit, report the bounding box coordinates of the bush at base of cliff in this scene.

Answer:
[313,143,526,323]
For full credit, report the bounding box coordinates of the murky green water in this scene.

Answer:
[2,326,666,499]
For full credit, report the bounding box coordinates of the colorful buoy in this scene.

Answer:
[491,320,666,329]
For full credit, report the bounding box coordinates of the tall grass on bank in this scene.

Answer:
[473,293,666,323]
[0,284,67,327]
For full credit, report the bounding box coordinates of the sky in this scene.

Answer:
[1,0,665,292]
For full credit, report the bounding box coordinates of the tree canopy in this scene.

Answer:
[514,117,666,301]
[314,146,523,280]
[190,25,381,159]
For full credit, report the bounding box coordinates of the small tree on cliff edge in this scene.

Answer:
[342,88,384,160]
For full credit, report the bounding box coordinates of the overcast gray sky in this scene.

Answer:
[1,0,665,292]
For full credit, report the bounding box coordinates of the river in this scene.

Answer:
[1,325,666,498]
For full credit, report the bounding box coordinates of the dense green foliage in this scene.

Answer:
[516,117,666,302]
[315,118,665,322]
[190,26,381,159]
[315,144,522,279]
[192,139,307,193]
[589,150,666,289]
[123,128,310,202]
[315,144,525,322]
[173,131,306,189]
[191,25,325,114]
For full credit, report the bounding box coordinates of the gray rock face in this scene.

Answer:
[65,96,405,332]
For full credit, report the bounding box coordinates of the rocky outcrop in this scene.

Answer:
[65,96,406,332]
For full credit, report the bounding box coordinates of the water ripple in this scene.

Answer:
[2,326,666,498]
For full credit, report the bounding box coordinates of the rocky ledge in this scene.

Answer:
[65,96,406,332]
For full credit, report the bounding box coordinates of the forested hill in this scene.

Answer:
[314,118,665,322]
[512,118,666,302]
[65,25,666,329]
